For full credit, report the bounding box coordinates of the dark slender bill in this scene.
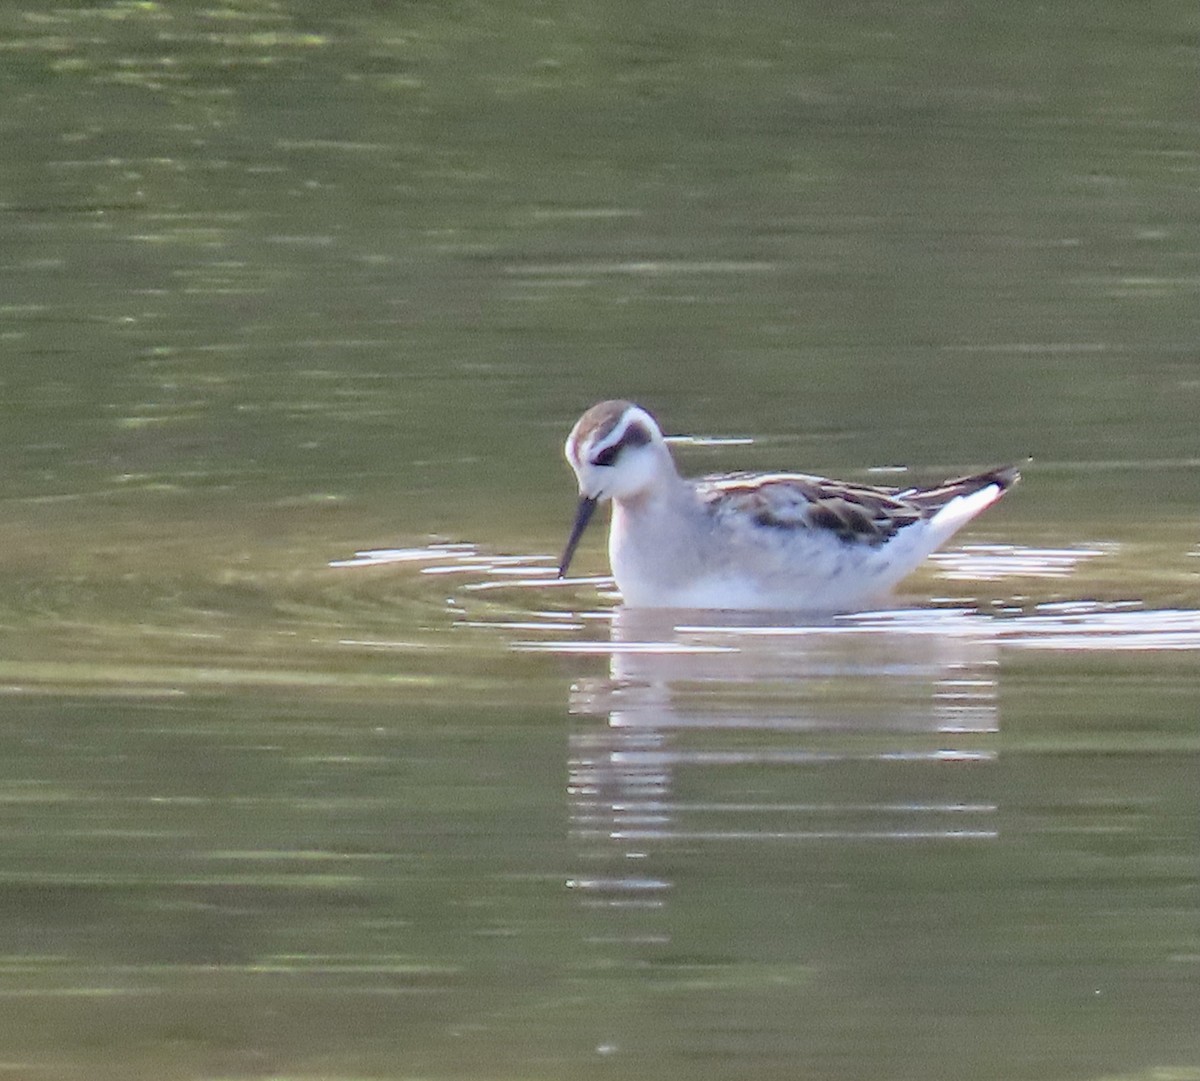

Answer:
[558,496,599,578]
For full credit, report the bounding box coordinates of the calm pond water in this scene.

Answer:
[1,2,1198,1079]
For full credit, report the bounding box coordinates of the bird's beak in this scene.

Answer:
[558,495,599,578]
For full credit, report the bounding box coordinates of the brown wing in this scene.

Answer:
[701,473,924,547]
[701,465,1021,548]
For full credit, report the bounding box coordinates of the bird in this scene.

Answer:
[558,400,1020,611]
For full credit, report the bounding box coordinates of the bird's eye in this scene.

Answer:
[592,445,619,468]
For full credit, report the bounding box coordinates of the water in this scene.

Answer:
[1,2,1199,1079]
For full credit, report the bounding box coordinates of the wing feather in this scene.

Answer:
[699,466,1019,548]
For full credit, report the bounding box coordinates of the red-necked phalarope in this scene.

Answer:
[558,400,1021,611]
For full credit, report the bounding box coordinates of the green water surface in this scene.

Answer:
[0,2,1198,1079]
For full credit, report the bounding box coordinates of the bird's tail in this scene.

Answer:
[900,464,1022,513]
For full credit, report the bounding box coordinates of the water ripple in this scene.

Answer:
[329,541,1200,652]
[930,542,1115,580]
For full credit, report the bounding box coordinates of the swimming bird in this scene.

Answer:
[558,400,1020,611]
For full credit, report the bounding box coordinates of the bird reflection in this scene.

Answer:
[567,606,1000,913]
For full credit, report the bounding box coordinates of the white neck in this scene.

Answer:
[608,476,708,605]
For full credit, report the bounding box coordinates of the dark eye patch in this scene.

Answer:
[590,421,651,468]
